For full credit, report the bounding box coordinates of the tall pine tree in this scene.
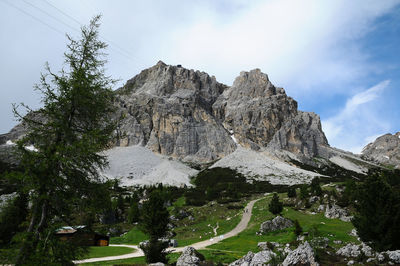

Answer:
[13,16,118,265]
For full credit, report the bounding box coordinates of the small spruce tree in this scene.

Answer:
[310,178,322,196]
[269,193,283,215]
[140,189,170,263]
[127,198,140,224]
[300,185,309,200]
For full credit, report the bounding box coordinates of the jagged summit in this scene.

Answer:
[231,69,287,99]
[118,61,225,105]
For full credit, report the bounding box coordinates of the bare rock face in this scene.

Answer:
[114,61,236,163]
[361,132,400,169]
[213,69,298,149]
[268,111,329,158]
[2,62,330,164]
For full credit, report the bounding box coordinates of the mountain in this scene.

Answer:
[362,132,400,169]
[0,61,379,186]
[114,61,328,163]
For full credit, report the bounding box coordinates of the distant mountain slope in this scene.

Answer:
[362,132,400,169]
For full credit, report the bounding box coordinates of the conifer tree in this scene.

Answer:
[13,16,117,264]
[140,189,170,263]
[300,184,309,200]
[352,173,400,251]
[269,193,283,215]
[287,186,297,198]
[127,194,140,224]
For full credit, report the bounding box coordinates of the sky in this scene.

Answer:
[0,0,399,154]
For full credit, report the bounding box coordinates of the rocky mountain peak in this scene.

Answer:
[228,68,287,100]
[118,61,226,107]
[362,132,400,169]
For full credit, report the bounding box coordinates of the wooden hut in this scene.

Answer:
[55,226,109,246]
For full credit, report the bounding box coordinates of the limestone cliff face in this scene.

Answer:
[212,69,328,157]
[361,132,400,169]
[268,111,329,158]
[114,61,236,162]
[213,69,298,149]
[1,61,330,163]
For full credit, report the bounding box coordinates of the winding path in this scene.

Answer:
[74,197,262,264]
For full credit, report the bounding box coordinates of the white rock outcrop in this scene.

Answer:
[324,204,352,222]
[259,216,293,234]
[176,247,203,266]
[229,250,276,266]
[282,241,319,266]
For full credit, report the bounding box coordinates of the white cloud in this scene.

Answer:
[322,80,391,154]
[163,0,399,93]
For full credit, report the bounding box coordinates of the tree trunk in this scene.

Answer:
[15,200,48,265]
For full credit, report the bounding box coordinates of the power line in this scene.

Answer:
[40,0,146,65]
[3,0,147,69]
[42,0,81,27]
[2,0,65,36]
[22,0,80,34]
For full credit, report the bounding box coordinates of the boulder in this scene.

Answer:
[257,242,270,251]
[386,250,400,264]
[309,196,320,204]
[229,250,276,266]
[324,204,352,222]
[349,229,357,237]
[259,216,293,234]
[176,246,204,266]
[336,244,361,258]
[336,243,374,258]
[282,241,319,266]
